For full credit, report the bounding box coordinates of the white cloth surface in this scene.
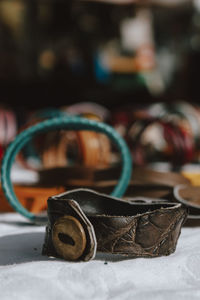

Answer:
[0,213,200,300]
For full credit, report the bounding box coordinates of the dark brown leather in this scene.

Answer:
[42,189,187,262]
[39,166,190,185]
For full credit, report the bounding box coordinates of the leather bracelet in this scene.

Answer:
[41,112,111,169]
[42,189,187,262]
[77,130,110,167]
[16,108,66,170]
[1,116,132,222]
[41,128,111,169]
[41,131,69,169]
[75,113,111,167]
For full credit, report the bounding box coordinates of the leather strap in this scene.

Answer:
[41,128,111,169]
[42,189,187,262]
[39,166,190,185]
[39,166,190,199]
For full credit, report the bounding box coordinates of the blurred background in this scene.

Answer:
[0,0,199,109]
[1,0,200,214]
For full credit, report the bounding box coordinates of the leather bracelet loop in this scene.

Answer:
[41,123,111,169]
[42,189,187,262]
[18,109,111,170]
[1,116,132,222]
[16,108,66,170]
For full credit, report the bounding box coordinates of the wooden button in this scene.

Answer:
[52,215,86,261]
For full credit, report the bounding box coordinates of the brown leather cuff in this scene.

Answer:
[42,189,187,262]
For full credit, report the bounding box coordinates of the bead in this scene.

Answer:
[52,215,87,261]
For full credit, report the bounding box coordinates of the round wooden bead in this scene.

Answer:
[52,215,87,261]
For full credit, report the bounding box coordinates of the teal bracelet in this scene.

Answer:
[1,116,132,223]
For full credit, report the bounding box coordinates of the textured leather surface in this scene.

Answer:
[42,189,187,261]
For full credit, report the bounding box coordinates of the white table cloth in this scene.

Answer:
[0,213,200,300]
